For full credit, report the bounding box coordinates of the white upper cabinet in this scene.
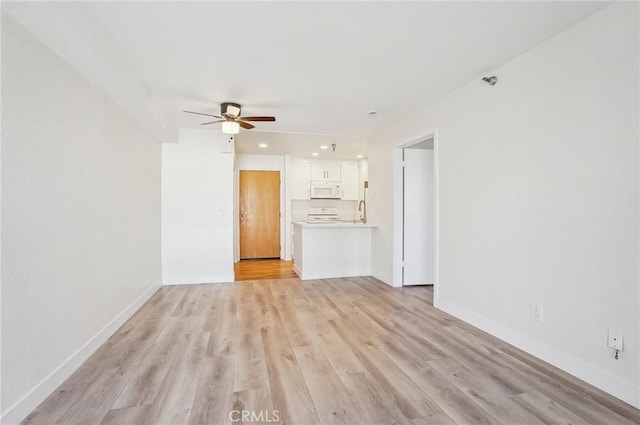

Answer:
[358,159,368,201]
[291,159,311,200]
[291,158,362,201]
[340,161,359,200]
[310,160,341,182]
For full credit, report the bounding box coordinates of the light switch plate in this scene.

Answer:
[531,302,543,322]
[608,328,623,351]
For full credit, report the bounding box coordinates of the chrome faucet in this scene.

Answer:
[358,200,367,224]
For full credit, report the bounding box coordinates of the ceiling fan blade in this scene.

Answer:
[238,121,255,130]
[239,116,276,122]
[184,110,222,118]
[201,120,225,125]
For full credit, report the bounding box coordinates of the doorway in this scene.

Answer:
[234,259,297,281]
[239,170,281,259]
[403,142,434,285]
[396,137,435,287]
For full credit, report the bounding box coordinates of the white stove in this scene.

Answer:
[307,207,340,223]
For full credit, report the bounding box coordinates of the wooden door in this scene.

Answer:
[239,170,281,259]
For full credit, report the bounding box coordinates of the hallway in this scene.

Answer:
[234,259,297,281]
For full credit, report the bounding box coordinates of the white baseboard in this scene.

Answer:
[372,271,399,288]
[434,296,640,409]
[297,271,371,280]
[293,264,302,278]
[162,273,235,285]
[1,284,160,425]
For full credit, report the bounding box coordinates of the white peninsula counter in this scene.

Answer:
[292,221,377,280]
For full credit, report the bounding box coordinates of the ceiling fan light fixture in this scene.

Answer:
[222,121,240,134]
[221,102,242,118]
[185,102,275,132]
[227,105,241,117]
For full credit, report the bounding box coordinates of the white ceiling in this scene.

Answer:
[4,1,608,152]
[235,130,368,160]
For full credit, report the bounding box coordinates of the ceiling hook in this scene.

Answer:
[482,76,498,86]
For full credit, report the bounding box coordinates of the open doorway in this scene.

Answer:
[403,140,434,285]
[234,156,291,281]
[394,135,436,289]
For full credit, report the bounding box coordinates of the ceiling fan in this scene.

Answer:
[183,102,276,134]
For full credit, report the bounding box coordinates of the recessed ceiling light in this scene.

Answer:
[312,152,319,156]
[259,143,268,148]
[356,154,363,159]
[320,145,328,150]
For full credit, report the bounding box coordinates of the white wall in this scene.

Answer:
[162,129,235,284]
[235,154,287,261]
[368,3,639,407]
[1,15,162,423]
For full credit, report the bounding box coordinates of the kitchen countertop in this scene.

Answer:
[292,221,378,228]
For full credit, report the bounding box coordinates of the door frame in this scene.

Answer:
[392,129,440,304]
[234,158,286,262]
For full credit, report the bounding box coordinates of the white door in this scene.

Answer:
[403,148,434,285]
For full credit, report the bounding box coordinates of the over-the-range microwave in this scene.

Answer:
[310,181,341,199]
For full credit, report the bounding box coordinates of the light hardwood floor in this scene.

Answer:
[234,260,297,281]
[23,277,640,425]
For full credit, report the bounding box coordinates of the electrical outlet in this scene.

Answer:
[608,329,623,351]
[531,302,543,322]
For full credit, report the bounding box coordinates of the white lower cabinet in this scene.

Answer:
[292,222,376,279]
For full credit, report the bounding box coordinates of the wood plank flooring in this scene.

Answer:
[22,277,640,425]
[234,260,297,281]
